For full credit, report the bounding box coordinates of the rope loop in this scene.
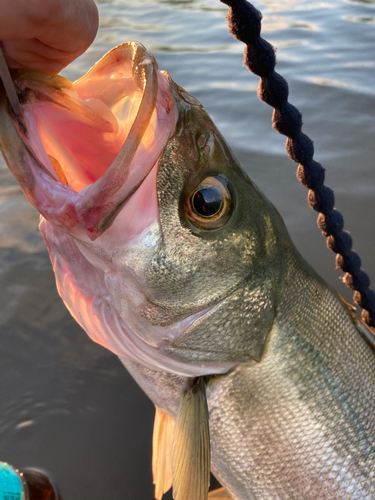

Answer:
[297,162,325,191]
[273,104,302,138]
[258,74,288,107]
[317,210,343,236]
[221,0,375,329]
[308,186,335,214]
[336,252,361,275]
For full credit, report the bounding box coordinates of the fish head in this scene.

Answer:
[0,42,289,377]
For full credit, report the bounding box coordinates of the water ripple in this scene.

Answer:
[344,14,375,23]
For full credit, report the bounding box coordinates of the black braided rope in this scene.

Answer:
[220,0,375,329]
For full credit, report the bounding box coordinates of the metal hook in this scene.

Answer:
[0,44,21,116]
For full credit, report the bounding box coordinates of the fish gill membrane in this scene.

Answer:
[1,41,375,500]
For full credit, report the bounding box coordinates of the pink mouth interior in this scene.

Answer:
[15,43,178,242]
[24,51,158,193]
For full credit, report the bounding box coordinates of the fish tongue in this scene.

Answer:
[15,72,117,134]
[173,377,211,500]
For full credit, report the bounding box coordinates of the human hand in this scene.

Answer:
[0,0,99,74]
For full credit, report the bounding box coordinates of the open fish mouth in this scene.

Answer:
[0,41,177,241]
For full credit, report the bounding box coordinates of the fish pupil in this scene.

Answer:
[192,188,222,217]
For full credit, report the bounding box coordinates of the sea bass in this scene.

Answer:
[1,41,375,500]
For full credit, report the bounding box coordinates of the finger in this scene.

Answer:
[0,0,98,73]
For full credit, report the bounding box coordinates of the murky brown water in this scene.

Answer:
[0,0,374,498]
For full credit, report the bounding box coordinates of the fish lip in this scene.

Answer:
[0,42,178,241]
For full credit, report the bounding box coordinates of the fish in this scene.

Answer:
[1,38,375,500]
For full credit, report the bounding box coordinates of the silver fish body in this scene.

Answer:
[123,268,375,499]
[0,42,374,499]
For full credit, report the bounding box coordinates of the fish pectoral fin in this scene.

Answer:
[173,376,211,500]
[208,487,233,499]
[152,406,175,500]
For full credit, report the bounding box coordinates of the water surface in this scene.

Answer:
[0,0,374,498]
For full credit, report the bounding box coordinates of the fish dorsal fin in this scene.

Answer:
[208,487,233,499]
[353,313,375,350]
[153,407,175,500]
[173,377,210,500]
[338,293,375,349]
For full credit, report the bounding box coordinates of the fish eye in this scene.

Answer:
[185,176,233,230]
[192,187,222,217]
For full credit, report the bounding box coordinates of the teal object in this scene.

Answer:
[0,463,24,500]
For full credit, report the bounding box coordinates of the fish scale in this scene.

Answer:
[206,257,375,499]
[123,253,375,498]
